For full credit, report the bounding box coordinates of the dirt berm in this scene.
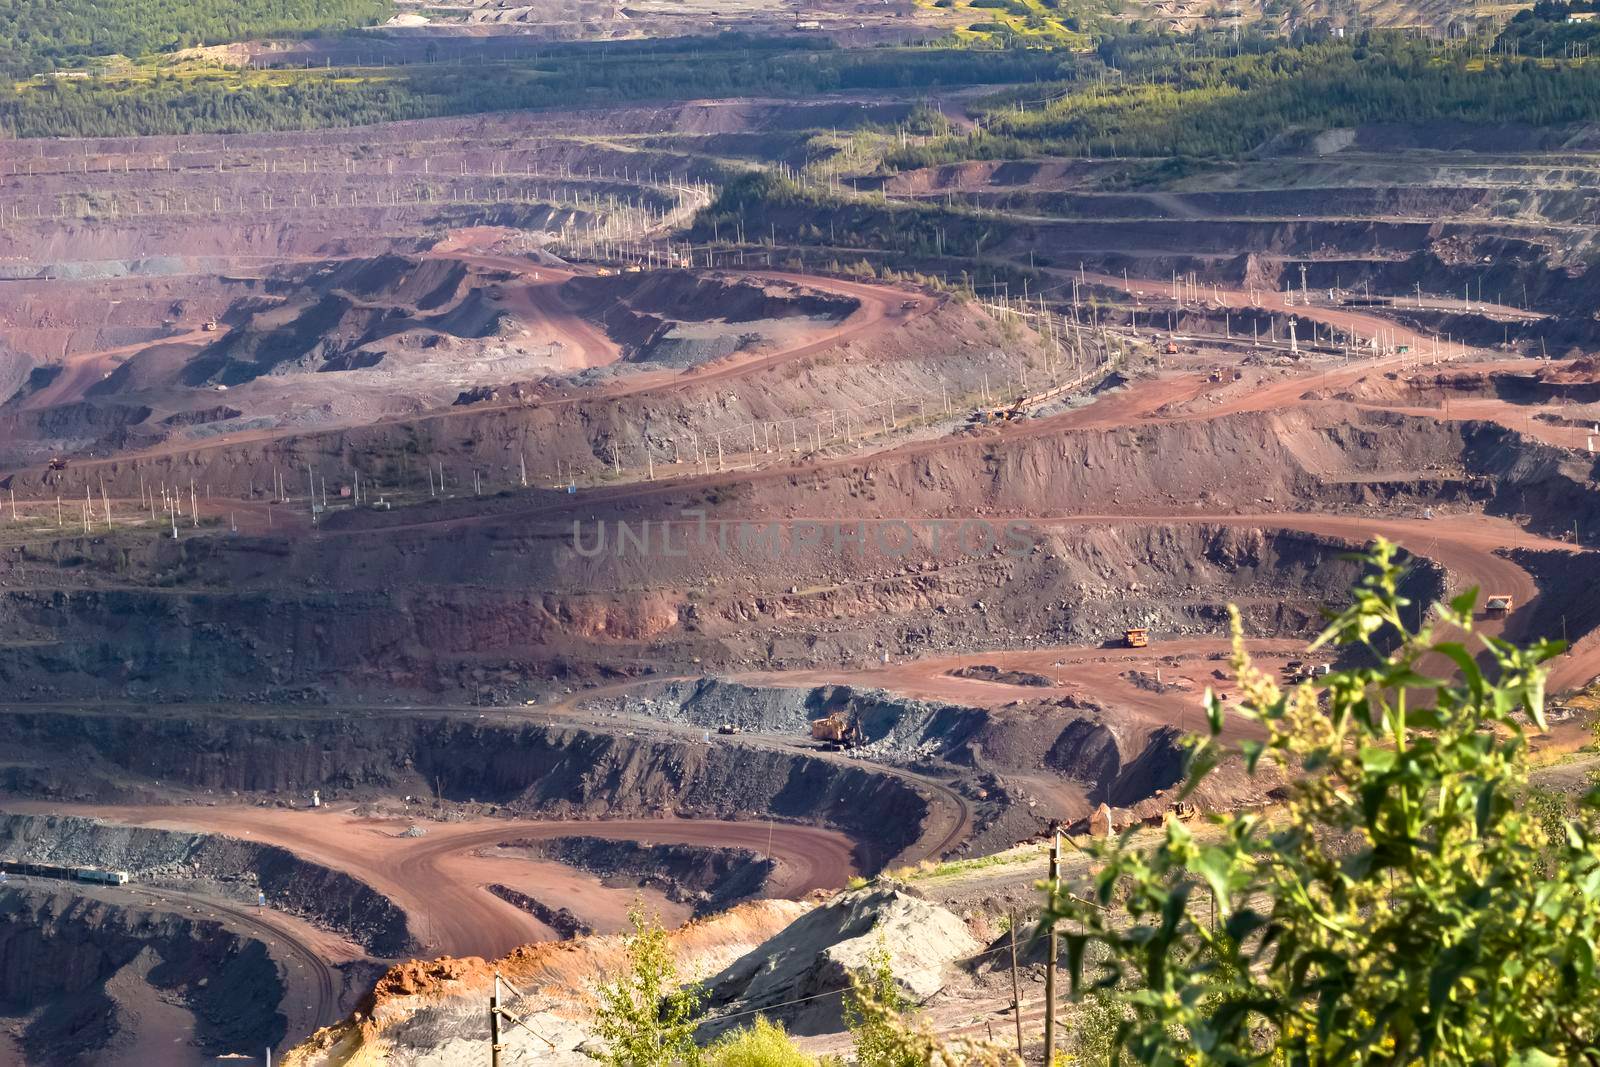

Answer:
[0,812,412,956]
[515,835,775,917]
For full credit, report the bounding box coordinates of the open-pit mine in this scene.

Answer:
[2,15,1600,1065]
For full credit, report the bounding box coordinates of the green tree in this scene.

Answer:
[844,944,1017,1066]
[1067,989,1129,1065]
[845,944,922,1067]
[705,1016,819,1067]
[594,904,706,1067]
[1044,539,1600,1064]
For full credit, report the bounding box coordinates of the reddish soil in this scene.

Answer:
[5,101,1600,1067]
[3,803,856,959]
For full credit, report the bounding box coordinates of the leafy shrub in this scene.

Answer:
[1044,540,1598,1063]
[592,905,705,1067]
[706,1016,818,1067]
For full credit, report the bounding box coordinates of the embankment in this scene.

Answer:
[0,714,928,871]
[518,836,775,916]
[0,812,412,956]
[0,887,285,1063]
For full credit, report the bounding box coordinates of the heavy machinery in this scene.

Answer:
[1283,660,1331,682]
[1124,627,1149,649]
[1485,595,1514,616]
[967,396,1028,427]
[46,457,67,471]
[716,723,741,735]
[202,318,218,332]
[810,710,863,750]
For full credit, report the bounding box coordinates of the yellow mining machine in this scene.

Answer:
[809,710,863,750]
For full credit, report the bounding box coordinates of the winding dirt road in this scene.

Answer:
[12,803,857,960]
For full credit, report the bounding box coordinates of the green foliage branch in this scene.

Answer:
[1044,539,1599,1065]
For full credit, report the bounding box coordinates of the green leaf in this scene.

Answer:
[1449,585,1481,619]
[1064,933,1088,994]
[1224,906,1268,944]
[1192,847,1235,918]
[1475,781,1495,836]
[1178,739,1220,800]
[1508,1051,1562,1067]
[1359,745,1397,774]
[1434,642,1486,703]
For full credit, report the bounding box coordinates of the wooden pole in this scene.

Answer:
[1044,831,1060,1061]
[490,973,503,1067]
[1009,911,1024,1061]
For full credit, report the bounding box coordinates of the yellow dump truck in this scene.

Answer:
[809,712,862,750]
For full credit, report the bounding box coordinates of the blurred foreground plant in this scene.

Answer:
[1045,539,1600,1065]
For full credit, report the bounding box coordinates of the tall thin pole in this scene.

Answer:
[490,973,503,1067]
[1009,911,1024,1061]
[1044,831,1060,1061]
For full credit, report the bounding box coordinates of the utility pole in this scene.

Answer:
[1009,911,1024,1061]
[1044,831,1061,1062]
[490,973,503,1067]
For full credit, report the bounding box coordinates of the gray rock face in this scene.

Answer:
[699,886,981,1036]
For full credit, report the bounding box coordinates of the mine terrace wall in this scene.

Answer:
[0,887,285,1061]
[0,714,927,873]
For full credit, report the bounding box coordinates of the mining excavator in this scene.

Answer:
[810,710,863,751]
[967,396,1028,427]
